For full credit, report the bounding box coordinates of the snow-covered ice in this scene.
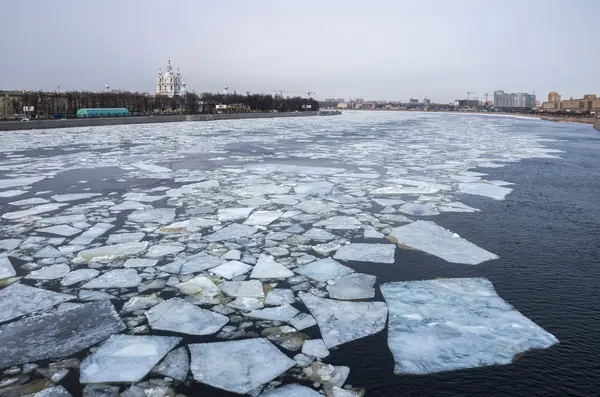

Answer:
[314,216,362,230]
[146,244,185,258]
[81,269,142,289]
[220,280,265,298]
[380,278,559,375]
[0,283,75,323]
[0,254,16,280]
[389,220,499,265]
[9,197,49,206]
[2,203,67,220]
[69,223,114,246]
[333,243,396,264]
[265,288,296,305]
[153,347,189,382]
[295,258,355,283]
[124,258,158,268]
[177,275,220,298]
[246,304,300,322]
[250,254,294,279]
[189,338,295,394]
[210,260,253,279]
[0,176,45,190]
[25,264,70,280]
[326,273,377,300]
[303,227,337,242]
[301,339,330,358]
[204,223,258,241]
[300,292,388,348]
[51,193,101,202]
[36,224,82,237]
[76,242,148,263]
[159,252,225,274]
[217,207,255,222]
[458,182,513,201]
[79,335,181,383]
[243,210,283,226]
[146,298,229,335]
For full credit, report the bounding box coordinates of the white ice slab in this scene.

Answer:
[60,269,100,286]
[36,224,82,237]
[389,220,499,265]
[177,275,220,297]
[76,242,148,263]
[301,339,330,359]
[0,176,45,190]
[2,203,67,220]
[294,181,334,195]
[204,224,258,242]
[217,207,255,222]
[295,200,336,214]
[124,258,158,268]
[380,278,559,375]
[0,190,27,198]
[32,386,71,397]
[81,269,142,289]
[189,338,295,394]
[51,193,101,202]
[458,182,513,201]
[303,228,337,242]
[79,335,181,383]
[154,347,189,382]
[299,292,388,348]
[132,162,172,174]
[0,284,75,322]
[228,297,264,311]
[159,252,225,274]
[243,211,283,226]
[146,244,185,258]
[246,304,299,322]
[34,245,63,258]
[289,313,317,331]
[37,214,87,225]
[69,223,114,246]
[146,298,229,335]
[399,203,440,216]
[250,254,294,279]
[296,258,354,283]
[333,243,396,264]
[220,280,265,298]
[265,289,295,305]
[109,201,148,211]
[128,208,176,224]
[0,239,21,251]
[260,384,322,397]
[9,197,49,206]
[0,255,16,280]
[210,260,253,279]
[234,184,291,196]
[25,264,70,280]
[326,273,377,300]
[314,216,362,230]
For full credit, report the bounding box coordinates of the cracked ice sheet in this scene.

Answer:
[79,335,181,383]
[1,203,67,220]
[333,243,396,264]
[243,210,284,226]
[300,292,388,348]
[0,300,125,370]
[389,220,498,265]
[146,298,229,335]
[380,278,559,375]
[0,254,16,280]
[0,176,45,190]
[189,338,295,394]
[0,284,75,323]
[458,182,513,200]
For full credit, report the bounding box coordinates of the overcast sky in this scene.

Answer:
[1,0,598,102]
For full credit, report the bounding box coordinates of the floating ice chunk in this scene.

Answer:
[289,313,317,330]
[146,244,185,258]
[458,182,513,201]
[69,223,114,246]
[2,203,67,220]
[0,300,125,369]
[132,162,172,174]
[303,361,349,388]
[364,229,384,239]
[0,255,16,280]
[389,220,499,265]
[76,242,148,263]
[217,207,255,222]
[234,184,292,196]
[260,384,322,396]
[109,201,148,211]
[32,386,72,397]
[38,214,87,225]
[326,273,377,300]
[250,254,294,279]
[303,227,337,242]
[228,297,264,311]
[314,216,362,230]
[0,189,27,198]
[399,203,440,216]
[160,218,219,233]
[124,258,158,268]
[210,260,253,279]
[380,278,559,375]
[60,269,100,286]
[247,163,345,176]
[9,197,49,206]
[25,264,70,280]
[299,292,388,348]
[122,294,163,312]
[154,347,189,382]
[333,243,396,264]
[238,198,270,206]
[146,298,229,335]
[0,176,45,190]
[246,304,299,322]
[378,214,413,224]
[36,224,82,237]
[51,193,101,202]
[204,224,258,242]
[370,185,440,195]
[296,258,354,283]
[123,192,167,202]
[438,202,479,213]
[128,208,176,224]
[81,269,142,289]
[34,245,63,258]
[176,275,220,297]
[450,174,481,183]
[243,210,283,226]
[79,335,181,383]
[335,172,381,179]
[265,289,295,305]
[302,339,330,358]
[0,239,21,251]
[295,200,336,214]
[294,181,334,195]
[0,284,74,322]
[79,290,116,301]
[159,252,225,274]
[221,249,242,260]
[487,180,515,186]
[189,338,295,394]
[220,280,265,298]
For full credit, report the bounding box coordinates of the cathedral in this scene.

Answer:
[156,58,186,97]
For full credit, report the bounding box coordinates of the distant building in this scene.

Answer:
[156,58,186,97]
[548,92,561,102]
[456,99,483,108]
[493,90,536,109]
[409,98,419,103]
[423,98,431,106]
[336,102,349,109]
[541,92,600,113]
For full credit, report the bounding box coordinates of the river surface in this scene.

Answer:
[0,112,598,397]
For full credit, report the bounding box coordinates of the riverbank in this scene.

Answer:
[0,110,341,131]
[594,119,600,131]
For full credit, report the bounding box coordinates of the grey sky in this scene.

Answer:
[1,0,598,102]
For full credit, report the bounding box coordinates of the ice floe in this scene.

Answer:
[0,284,75,323]
[146,298,229,335]
[296,258,354,283]
[220,280,265,298]
[243,210,284,226]
[153,346,189,382]
[36,224,82,237]
[389,220,499,265]
[210,260,253,279]
[217,207,255,222]
[76,242,148,263]
[204,223,258,242]
[70,223,114,246]
[51,193,102,202]
[159,252,225,274]
[0,176,45,190]
[250,254,294,279]
[246,304,300,322]
[81,269,142,289]
[326,273,377,300]
[380,278,559,375]
[176,275,220,298]
[314,216,362,230]
[25,264,70,280]
[189,338,295,394]
[458,182,513,200]
[2,203,67,220]
[0,254,16,280]
[265,288,296,305]
[333,243,396,264]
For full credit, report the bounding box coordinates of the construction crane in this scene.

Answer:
[466,91,475,107]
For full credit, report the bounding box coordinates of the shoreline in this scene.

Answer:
[0,110,341,132]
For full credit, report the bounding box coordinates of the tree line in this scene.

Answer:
[2,90,319,119]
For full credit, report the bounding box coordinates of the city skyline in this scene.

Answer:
[1,0,598,102]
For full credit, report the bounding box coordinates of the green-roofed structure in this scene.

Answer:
[76,108,130,118]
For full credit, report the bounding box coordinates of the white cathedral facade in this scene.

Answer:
[156,58,186,97]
